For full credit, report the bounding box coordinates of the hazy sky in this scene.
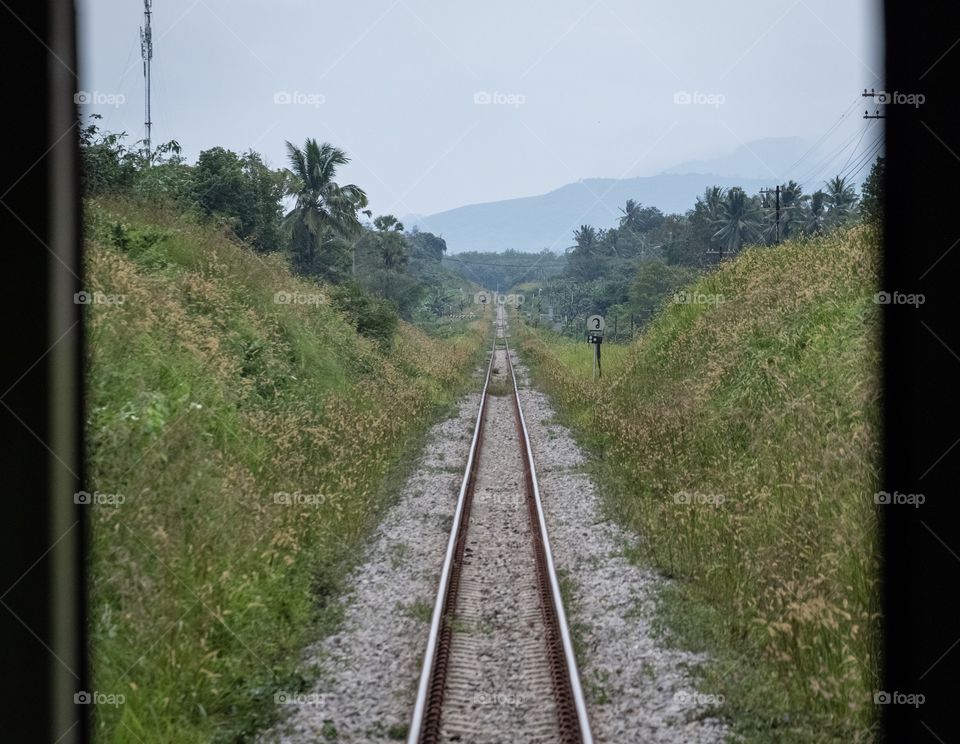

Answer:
[78,0,882,217]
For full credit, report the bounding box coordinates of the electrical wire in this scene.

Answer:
[784,94,863,176]
[797,122,877,192]
[840,135,885,183]
[838,120,871,177]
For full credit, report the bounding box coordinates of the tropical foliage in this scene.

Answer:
[462,161,883,342]
[79,120,470,335]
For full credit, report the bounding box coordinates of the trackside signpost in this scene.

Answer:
[586,315,604,379]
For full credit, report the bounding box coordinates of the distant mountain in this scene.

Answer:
[408,173,771,254]
[407,137,872,253]
[664,137,809,180]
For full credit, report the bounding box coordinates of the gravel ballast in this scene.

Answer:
[262,390,483,743]
[264,338,728,742]
[509,345,728,743]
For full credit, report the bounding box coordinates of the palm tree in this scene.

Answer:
[573,225,598,252]
[618,199,642,231]
[802,190,827,236]
[712,187,760,257]
[373,214,405,233]
[699,186,726,222]
[425,287,453,317]
[377,231,408,270]
[693,186,726,255]
[283,139,368,275]
[824,175,858,227]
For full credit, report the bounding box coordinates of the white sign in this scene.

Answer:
[587,315,605,332]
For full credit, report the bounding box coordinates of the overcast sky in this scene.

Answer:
[78,0,882,217]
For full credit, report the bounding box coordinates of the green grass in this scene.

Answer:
[84,197,488,742]
[518,225,881,743]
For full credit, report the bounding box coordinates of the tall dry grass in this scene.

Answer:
[84,199,487,742]
[519,225,881,742]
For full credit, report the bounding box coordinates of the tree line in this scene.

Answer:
[521,162,883,339]
[80,116,462,340]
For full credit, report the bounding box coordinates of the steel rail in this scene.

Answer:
[407,332,497,743]
[504,332,593,743]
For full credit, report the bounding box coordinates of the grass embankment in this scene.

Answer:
[518,226,881,742]
[84,199,488,742]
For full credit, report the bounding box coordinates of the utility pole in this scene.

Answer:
[760,186,782,244]
[140,0,153,161]
[862,88,886,119]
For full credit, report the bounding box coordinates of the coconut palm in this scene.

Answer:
[573,225,598,252]
[824,175,858,227]
[712,187,761,257]
[283,139,368,274]
[802,190,827,236]
[699,186,726,222]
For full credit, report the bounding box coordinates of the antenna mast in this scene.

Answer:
[140,0,153,159]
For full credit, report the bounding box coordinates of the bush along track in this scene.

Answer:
[517,225,882,743]
[83,198,489,743]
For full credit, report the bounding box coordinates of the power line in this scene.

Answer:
[839,135,884,183]
[845,132,883,172]
[784,94,863,176]
[797,122,878,192]
[838,120,871,176]
[837,132,884,182]
[846,143,884,182]
[795,126,865,187]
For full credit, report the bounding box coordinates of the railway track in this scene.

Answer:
[407,305,593,744]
